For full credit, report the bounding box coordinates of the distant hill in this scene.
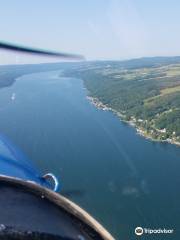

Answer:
[0,62,74,89]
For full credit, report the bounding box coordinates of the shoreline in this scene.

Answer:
[87,96,180,147]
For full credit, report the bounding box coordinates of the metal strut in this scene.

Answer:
[42,173,59,192]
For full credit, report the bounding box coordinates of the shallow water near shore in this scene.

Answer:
[0,70,179,239]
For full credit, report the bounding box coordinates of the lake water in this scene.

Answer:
[0,70,179,239]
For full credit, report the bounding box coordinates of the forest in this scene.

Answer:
[64,57,180,144]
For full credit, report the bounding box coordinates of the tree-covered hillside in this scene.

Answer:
[64,57,180,145]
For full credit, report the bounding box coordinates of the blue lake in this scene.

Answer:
[0,70,179,239]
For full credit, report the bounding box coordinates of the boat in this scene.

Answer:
[11,93,16,101]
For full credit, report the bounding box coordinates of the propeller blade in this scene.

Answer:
[0,41,85,60]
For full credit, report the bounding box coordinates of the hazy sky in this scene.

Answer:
[0,0,180,64]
